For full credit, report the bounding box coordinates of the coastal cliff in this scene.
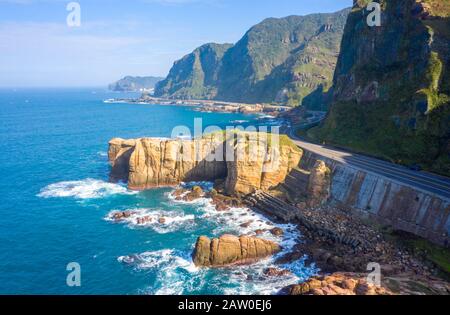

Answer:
[108,132,302,195]
[155,8,350,107]
[312,0,450,176]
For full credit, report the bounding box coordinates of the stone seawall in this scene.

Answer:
[300,150,450,247]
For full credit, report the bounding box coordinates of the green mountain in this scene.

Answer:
[155,43,233,99]
[109,76,164,92]
[310,0,450,176]
[155,8,350,108]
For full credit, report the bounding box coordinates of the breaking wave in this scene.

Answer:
[118,249,200,295]
[37,179,137,199]
[106,208,195,234]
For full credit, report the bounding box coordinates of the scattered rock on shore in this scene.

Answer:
[264,268,291,277]
[112,211,136,221]
[288,273,393,295]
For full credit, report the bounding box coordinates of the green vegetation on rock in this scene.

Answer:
[311,0,450,176]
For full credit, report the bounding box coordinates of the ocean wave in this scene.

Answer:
[230,120,250,124]
[37,179,137,199]
[106,208,195,234]
[118,249,199,295]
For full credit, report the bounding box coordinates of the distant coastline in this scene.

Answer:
[104,94,291,115]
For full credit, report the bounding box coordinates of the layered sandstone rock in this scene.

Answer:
[192,234,281,267]
[289,273,393,296]
[108,133,302,194]
[225,135,303,195]
[109,135,227,190]
[288,271,450,295]
[306,160,331,207]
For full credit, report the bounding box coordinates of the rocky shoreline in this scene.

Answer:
[105,95,288,116]
[170,184,450,295]
[107,133,450,295]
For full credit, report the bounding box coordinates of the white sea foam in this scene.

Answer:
[118,249,199,295]
[106,208,195,234]
[230,120,250,124]
[37,179,137,199]
[118,183,317,295]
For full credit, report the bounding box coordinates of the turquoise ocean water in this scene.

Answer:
[0,88,317,294]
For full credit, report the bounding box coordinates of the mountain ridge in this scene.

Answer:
[155,8,350,108]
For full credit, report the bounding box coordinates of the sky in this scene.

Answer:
[0,0,352,87]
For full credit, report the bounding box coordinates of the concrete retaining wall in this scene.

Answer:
[300,150,450,247]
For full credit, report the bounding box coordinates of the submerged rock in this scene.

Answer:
[270,227,284,237]
[112,211,136,221]
[192,234,281,267]
[264,268,291,277]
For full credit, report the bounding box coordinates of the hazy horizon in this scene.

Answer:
[0,0,352,88]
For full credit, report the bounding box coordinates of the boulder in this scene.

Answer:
[270,227,284,237]
[288,272,393,295]
[158,217,166,224]
[192,234,281,267]
[112,211,135,221]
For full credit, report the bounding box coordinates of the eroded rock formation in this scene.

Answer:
[108,133,302,194]
[288,273,393,295]
[192,234,281,267]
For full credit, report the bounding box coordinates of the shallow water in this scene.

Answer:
[0,88,317,294]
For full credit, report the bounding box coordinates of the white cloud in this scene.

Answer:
[0,21,182,86]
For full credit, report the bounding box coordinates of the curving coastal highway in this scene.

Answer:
[286,127,450,201]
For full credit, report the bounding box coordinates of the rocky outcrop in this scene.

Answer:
[109,136,227,190]
[192,234,281,267]
[288,273,393,295]
[288,271,450,295]
[108,133,302,195]
[306,160,331,207]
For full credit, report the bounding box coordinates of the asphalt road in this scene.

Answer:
[287,128,450,201]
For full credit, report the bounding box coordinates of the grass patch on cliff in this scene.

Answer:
[387,230,450,279]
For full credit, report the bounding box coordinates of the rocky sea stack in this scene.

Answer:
[108,131,302,195]
[192,234,281,267]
